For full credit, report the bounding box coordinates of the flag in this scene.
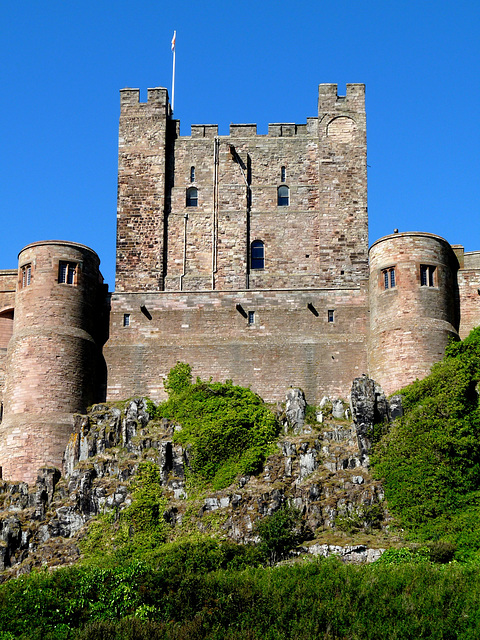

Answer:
[171,31,176,52]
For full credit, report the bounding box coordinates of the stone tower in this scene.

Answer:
[0,241,107,483]
[105,83,370,404]
[368,232,460,395]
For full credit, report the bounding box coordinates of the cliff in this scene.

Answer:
[0,377,399,579]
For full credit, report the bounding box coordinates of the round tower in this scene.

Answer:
[368,232,459,395]
[0,241,106,484]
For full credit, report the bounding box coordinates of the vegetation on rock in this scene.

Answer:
[155,362,280,489]
[372,327,480,557]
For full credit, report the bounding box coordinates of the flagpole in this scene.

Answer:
[171,30,176,113]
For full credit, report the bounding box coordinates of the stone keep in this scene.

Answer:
[1,82,480,484]
[105,83,370,403]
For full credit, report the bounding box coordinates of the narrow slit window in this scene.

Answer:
[420,265,436,287]
[328,310,334,323]
[20,264,32,288]
[190,166,195,182]
[123,314,131,327]
[58,261,77,285]
[248,311,255,324]
[251,240,265,270]
[277,185,289,206]
[186,187,198,207]
[281,166,286,182]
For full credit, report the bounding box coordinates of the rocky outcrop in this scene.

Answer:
[350,376,402,465]
[0,386,396,578]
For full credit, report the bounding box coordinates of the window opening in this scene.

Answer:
[382,267,396,290]
[20,264,32,288]
[277,185,289,206]
[248,311,255,324]
[328,310,334,323]
[251,240,265,270]
[186,187,198,207]
[190,166,195,182]
[281,166,286,182]
[123,314,131,327]
[420,265,436,287]
[58,261,77,285]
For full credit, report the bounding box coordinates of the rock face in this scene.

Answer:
[350,376,402,465]
[0,386,395,578]
[285,388,307,434]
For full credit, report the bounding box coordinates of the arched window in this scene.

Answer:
[190,166,195,182]
[281,166,286,182]
[186,187,198,207]
[251,240,264,270]
[277,185,289,206]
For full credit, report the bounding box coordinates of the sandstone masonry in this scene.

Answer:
[1,83,480,483]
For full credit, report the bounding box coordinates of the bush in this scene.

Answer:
[156,365,280,489]
[372,327,480,553]
[255,503,303,564]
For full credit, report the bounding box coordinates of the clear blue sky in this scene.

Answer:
[1,0,479,289]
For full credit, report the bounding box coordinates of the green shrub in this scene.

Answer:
[156,365,280,489]
[255,503,303,564]
[372,327,480,553]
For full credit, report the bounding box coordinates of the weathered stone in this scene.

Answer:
[285,388,306,434]
[332,399,345,419]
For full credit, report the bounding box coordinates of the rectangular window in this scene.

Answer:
[328,310,334,323]
[382,267,396,290]
[20,264,32,288]
[123,314,131,327]
[420,265,436,287]
[248,311,255,325]
[58,261,77,285]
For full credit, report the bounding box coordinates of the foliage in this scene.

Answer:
[163,361,193,397]
[81,462,168,563]
[335,504,384,534]
[5,555,480,638]
[255,503,303,564]
[156,364,280,489]
[372,327,480,553]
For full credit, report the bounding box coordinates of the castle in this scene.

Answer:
[0,83,479,484]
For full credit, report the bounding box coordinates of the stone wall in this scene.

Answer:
[368,232,460,395]
[455,249,480,339]
[116,83,368,294]
[0,270,17,406]
[105,287,368,404]
[0,241,108,484]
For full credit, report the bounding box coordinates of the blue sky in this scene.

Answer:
[1,0,479,288]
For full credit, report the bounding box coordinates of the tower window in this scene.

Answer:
[328,309,334,323]
[281,166,286,182]
[420,265,436,287]
[58,261,77,285]
[382,267,396,290]
[251,240,265,270]
[277,185,289,206]
[186,187,198,207]
[248,311,255,324]
[20,264,32,288]
[190,166,195,182]
[123,314,131,327]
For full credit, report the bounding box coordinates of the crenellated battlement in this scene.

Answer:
[120,86,170,113]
